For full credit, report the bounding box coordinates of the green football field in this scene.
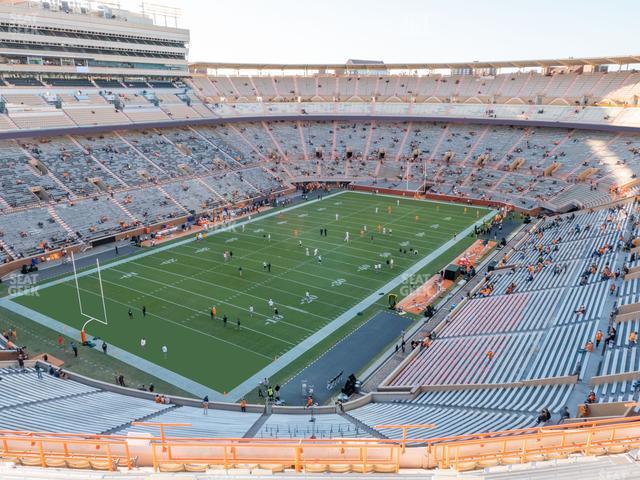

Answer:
[12,192,489,394]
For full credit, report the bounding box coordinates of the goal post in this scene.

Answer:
[71,252,109,344]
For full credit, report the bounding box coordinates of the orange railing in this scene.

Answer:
[0,416,639,472]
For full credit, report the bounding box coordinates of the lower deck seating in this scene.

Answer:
[54,198,130,240]
[0,208,73,257]
[115,188,185,224]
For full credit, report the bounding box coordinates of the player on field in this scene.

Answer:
[344,231,350,243]
[249,305,254,317]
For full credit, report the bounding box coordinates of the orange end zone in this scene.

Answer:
[397,240,496,314]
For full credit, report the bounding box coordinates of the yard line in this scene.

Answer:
[246,203,465,246]
[130,255,353,308]
[0,297,226,400]
[112,263,327,325]
[89,272,298,347]
[226,229,452,267]
[160,249,372,294]
[190,194,400,262]
[224,208,499,400]
[113,263,320,332]
[258,211,464,241]
[8,189,350,299]
[63,282,273,361]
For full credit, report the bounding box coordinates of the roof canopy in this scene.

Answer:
[189,55,640,72]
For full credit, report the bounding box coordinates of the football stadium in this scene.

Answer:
[0,0,640,477]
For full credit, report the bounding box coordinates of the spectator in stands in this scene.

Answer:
[536,407,551,425]
[628,331,638,349]
[595,330,603,348]
[240,398,247,412]
[606,326,617,348]
[202,395,209,415]
[560,406,571,423]
[35,362,43,379]
[586,391,597,404]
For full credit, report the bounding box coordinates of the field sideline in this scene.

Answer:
[6,191,493,397]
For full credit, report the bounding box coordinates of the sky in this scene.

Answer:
[172,0,638,64]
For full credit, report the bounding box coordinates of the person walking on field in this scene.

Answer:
[128,308,133,320]
[161,345,168,359]
[142,305,146,317]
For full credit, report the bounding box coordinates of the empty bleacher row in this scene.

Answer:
[0,89,216,131]
[2,121,640,213]
[0,367,375,440]
[388,204,633,390]
[1,120,639,260]
[348,402,534,440]
[0,166,285,258]
[0,368,171,434]
[409,384,574,413]
[118,406,261,438]
[195,70,640,105]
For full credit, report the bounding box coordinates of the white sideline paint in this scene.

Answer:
[224,208,497,401]
[2,190,494,400]
[3,190,348,300]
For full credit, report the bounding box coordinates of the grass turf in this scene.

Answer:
[12,192,488,393]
